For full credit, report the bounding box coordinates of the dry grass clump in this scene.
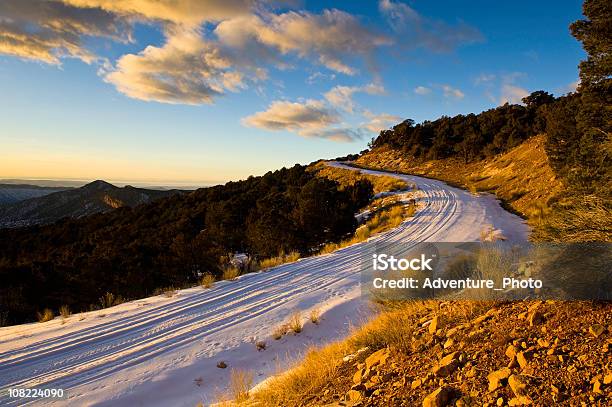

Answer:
[36,308,54,323]
[200,274,216,288]
[59,305,71,320]
[288,313,303,334]
[222,265,241,281]
[310,309,321,325]
[228,369,254,403]
[272,324,290,340]
[258,251,300,270]
[99,292,124,308]
[250,341,353,406]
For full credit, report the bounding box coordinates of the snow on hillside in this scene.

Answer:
[0,163,529,406]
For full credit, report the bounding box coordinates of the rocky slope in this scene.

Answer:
[0,180,181,228]
[253,301,611,406]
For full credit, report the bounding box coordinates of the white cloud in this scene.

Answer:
[324,83,385,113]
[242,99,340,134]
[414,86,431,95]
[215,10,391,75]
[105,28,247,104]
[442,85,465,99]
[378,0,482,52]
[362,111,401,133]
[500,84,529,105]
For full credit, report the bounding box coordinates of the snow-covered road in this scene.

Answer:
[0,163,529,406]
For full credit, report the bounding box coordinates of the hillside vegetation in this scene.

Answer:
[0,165,373,325]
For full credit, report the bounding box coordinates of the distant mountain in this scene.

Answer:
[0,180,182,228]
[0,184,70,206]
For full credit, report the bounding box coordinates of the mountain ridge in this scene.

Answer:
[0,180,182,228]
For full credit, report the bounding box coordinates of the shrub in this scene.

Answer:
[222,265,240,281]
[99,292,116,309]
[200,274,215,288]
[259,251,301,270]
[288,313,303,334]
[59,305,71,319]
[272,324,289,340]
[256,341,266,351]
[229,369,254,403]
[36,308,54,323]
[310,309,321,325]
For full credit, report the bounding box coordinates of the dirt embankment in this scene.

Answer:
[355,135,563,223]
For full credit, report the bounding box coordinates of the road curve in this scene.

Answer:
[0,163,528,406]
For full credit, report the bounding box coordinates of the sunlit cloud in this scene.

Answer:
[0,0,131,64]
[442,85,465,99]
[63,0,256,25]
[105,28,250,104]
[324,83,385,113]
[362,111,401,133]
[500,84,529,104]
[414,86,431,95]
[242,99,340,134]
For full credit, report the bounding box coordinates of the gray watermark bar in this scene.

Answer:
[361,242,611,301]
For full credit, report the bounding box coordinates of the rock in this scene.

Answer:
[429,316,441,335]
[369,374,383,385]
[508,396,532,406]
[365,348,389,370]
[508,375,528,397]
[604,373,612,385]
[216,361,227,368]
[505,345,518,359]
[466,367,477,378]
[537,339,550,348]
[422,386,454,407]
[353,368,365,384]
[589,324,605,337]
[346,389,362,402]
[592,379,602,394]
[433,352,461,377]
[472,315,490,326]
[487,367,511,391]
[517,352,529,369]
[446,327,459,338]
[343,354,357,363]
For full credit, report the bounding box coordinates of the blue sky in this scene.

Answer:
[0,1,584,185]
